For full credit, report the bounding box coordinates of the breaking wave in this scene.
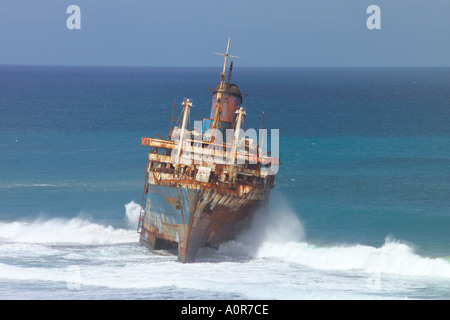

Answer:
[256,238,450,279]
[219,193,450,279]
[0,210,140,246]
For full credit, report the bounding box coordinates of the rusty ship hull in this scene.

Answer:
[137,35,279,262]
[139,178,272,262]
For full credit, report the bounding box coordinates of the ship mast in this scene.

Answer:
[210,34,239,141]
[229,107,246,180]
[175,98,192,171]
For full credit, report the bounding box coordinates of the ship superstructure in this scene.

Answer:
[138,35,280,262]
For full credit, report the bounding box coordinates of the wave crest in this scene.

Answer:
[0,217,138,245]
[256,237,450,278]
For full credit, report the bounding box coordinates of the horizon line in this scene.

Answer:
[1,63,450,69]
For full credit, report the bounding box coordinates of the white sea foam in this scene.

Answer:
[0,217,138,245]
[0,200,138,247]
[256,238,450,279]
[0,183,60,188]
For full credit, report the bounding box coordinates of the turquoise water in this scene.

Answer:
[0,66,449,299]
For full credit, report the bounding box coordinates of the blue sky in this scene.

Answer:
[0,0,449,67]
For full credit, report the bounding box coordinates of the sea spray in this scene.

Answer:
[125,200,141,229]
[218,191,305,257]
[250,191,305,244]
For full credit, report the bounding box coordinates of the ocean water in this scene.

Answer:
[0,65,449,300]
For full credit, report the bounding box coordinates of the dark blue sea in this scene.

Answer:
[0,65,449,299]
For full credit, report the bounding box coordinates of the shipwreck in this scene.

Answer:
[137,35,280,262]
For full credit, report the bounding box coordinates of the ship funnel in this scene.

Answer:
[202,35,243,136]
